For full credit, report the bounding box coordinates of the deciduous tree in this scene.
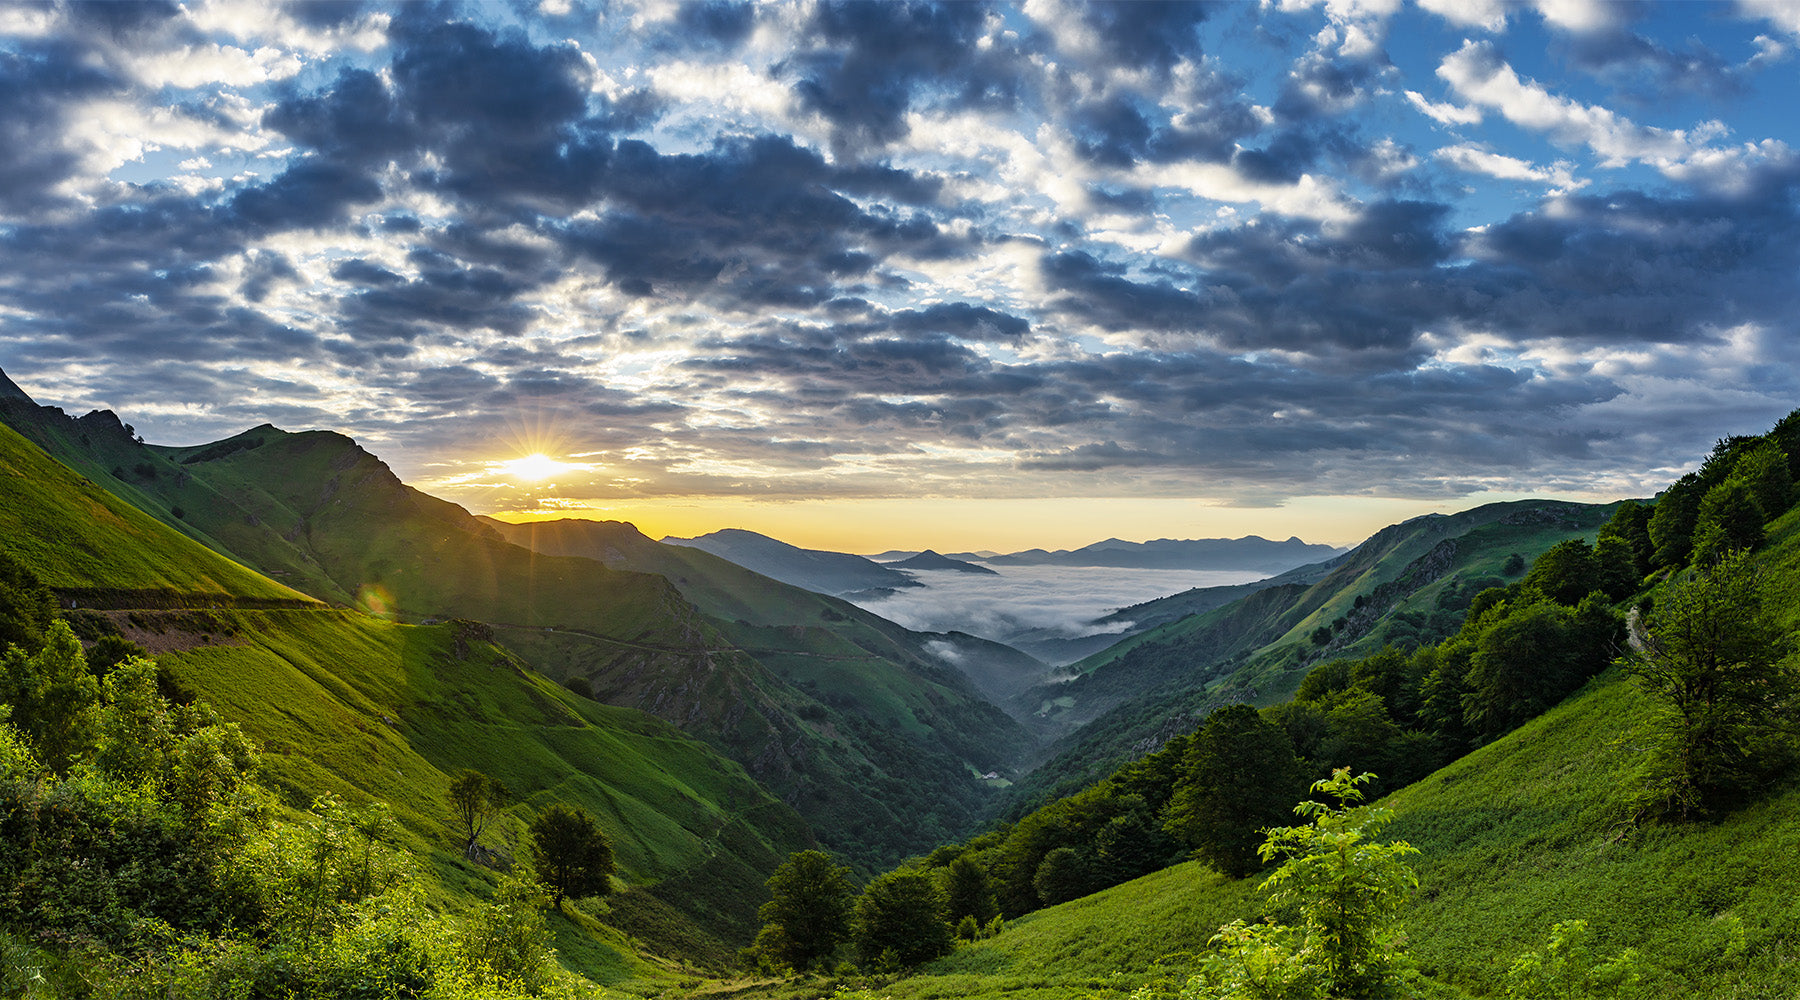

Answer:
[528,804,614,909]
[1627,550,1797,819]
[756,849,855,972]
[853,868,951,969]
[449,769,509,856]
[1165,704,1308,879]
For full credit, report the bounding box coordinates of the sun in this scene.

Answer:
[498,453,573,482]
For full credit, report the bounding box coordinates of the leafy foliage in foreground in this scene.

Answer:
[0,611,597,998]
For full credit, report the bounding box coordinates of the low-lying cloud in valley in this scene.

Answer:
[851,565,1265,646]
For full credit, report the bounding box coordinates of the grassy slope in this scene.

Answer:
[4,399,1035,872]
[0,416,812,978]
[765,506,1800,1000]
[1006,500,1614,807]
[484,518,1040,867]
[0,418,304,602]
[155,609,808,967]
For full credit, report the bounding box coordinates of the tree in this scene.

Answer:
[1730,440,1793,521]
[1691,478,1765,565]
[1596,501,1654,578]
[454,874,554,993]
[449,769,509,856]
[0,551,55,655]
[942,855,998,926]
[1091,796,1172,888]
[1031,846,1090,906]
[1463,601,1592,742]
[528,804,614,909]
[1647,472,1706,569]
[756,849,855,972]
[1590,536,1641,603]
[1626,550,1797,819]
[853,868,951,969]
[1165,704,1309,879]
[1522,539,1599,606]
[1256,769,1420,998]
[0,619,99,772]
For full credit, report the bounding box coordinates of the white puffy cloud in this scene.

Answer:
[1435,143,1585,191]
[1438,40,1729,172]
[1405,89,1483,125]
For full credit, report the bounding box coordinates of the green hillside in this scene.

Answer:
[0,392,1035,872]
[1008,499,1617,805]
[0,414,826,986]
[732,499,1800,1000]
[484,518,1040,865]
[486,517,1051,719]
[0,418,307,604]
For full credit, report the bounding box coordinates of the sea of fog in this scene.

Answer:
[846,565,1269,644]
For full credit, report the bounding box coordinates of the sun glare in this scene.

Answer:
[498,453,573,482]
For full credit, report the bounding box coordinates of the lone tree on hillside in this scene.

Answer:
[449,769,510,857]
[755,849,855,972]
[529,804,614,909]
[1627,549,1798,820]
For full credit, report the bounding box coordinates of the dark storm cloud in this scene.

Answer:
[1018,441,1170,472]
[264,67,417,166]
[789,0,1024,154]
[1275,45,1391,123]
[0,40,120,214]
[284,0,369,29]
[64,0,181,40]
[1232,129,1319,184]
[240,250,300,303]
[1565,29,1744,105]
[229,161,384,231]
[1040,251,1211,335]
[1464,175,1800,346]
[887,304,1030,343]
[1077,1,1212,74]
[671,0,757,49]
[337,252,540,340]
[551,133,960,307]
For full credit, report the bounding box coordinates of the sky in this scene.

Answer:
[2,0,1799,552]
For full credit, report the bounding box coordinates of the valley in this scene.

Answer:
[3,373,1799,1000]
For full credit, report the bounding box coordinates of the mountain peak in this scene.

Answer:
[0,367,32,404]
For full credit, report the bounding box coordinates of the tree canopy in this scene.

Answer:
[756,849,855,972]
[528,804,614,909]
[1628,550,1798,819]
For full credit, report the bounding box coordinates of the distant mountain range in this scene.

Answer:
[662,528,922,596]
[952,535,1344,571]
[866,536,1344,573]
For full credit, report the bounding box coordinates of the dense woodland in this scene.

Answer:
[1,407,1798,998]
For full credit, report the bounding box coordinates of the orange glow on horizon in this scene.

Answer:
[478,490,1621,555]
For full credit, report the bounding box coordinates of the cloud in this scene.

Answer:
[1415,0,1509,32]
[0,0,1796,523]
[1404,89,1482,126]
[1437,39,1745,179]
[854,565,1267,644]
[785,1,1023,155]
[1435,143,1584,191]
